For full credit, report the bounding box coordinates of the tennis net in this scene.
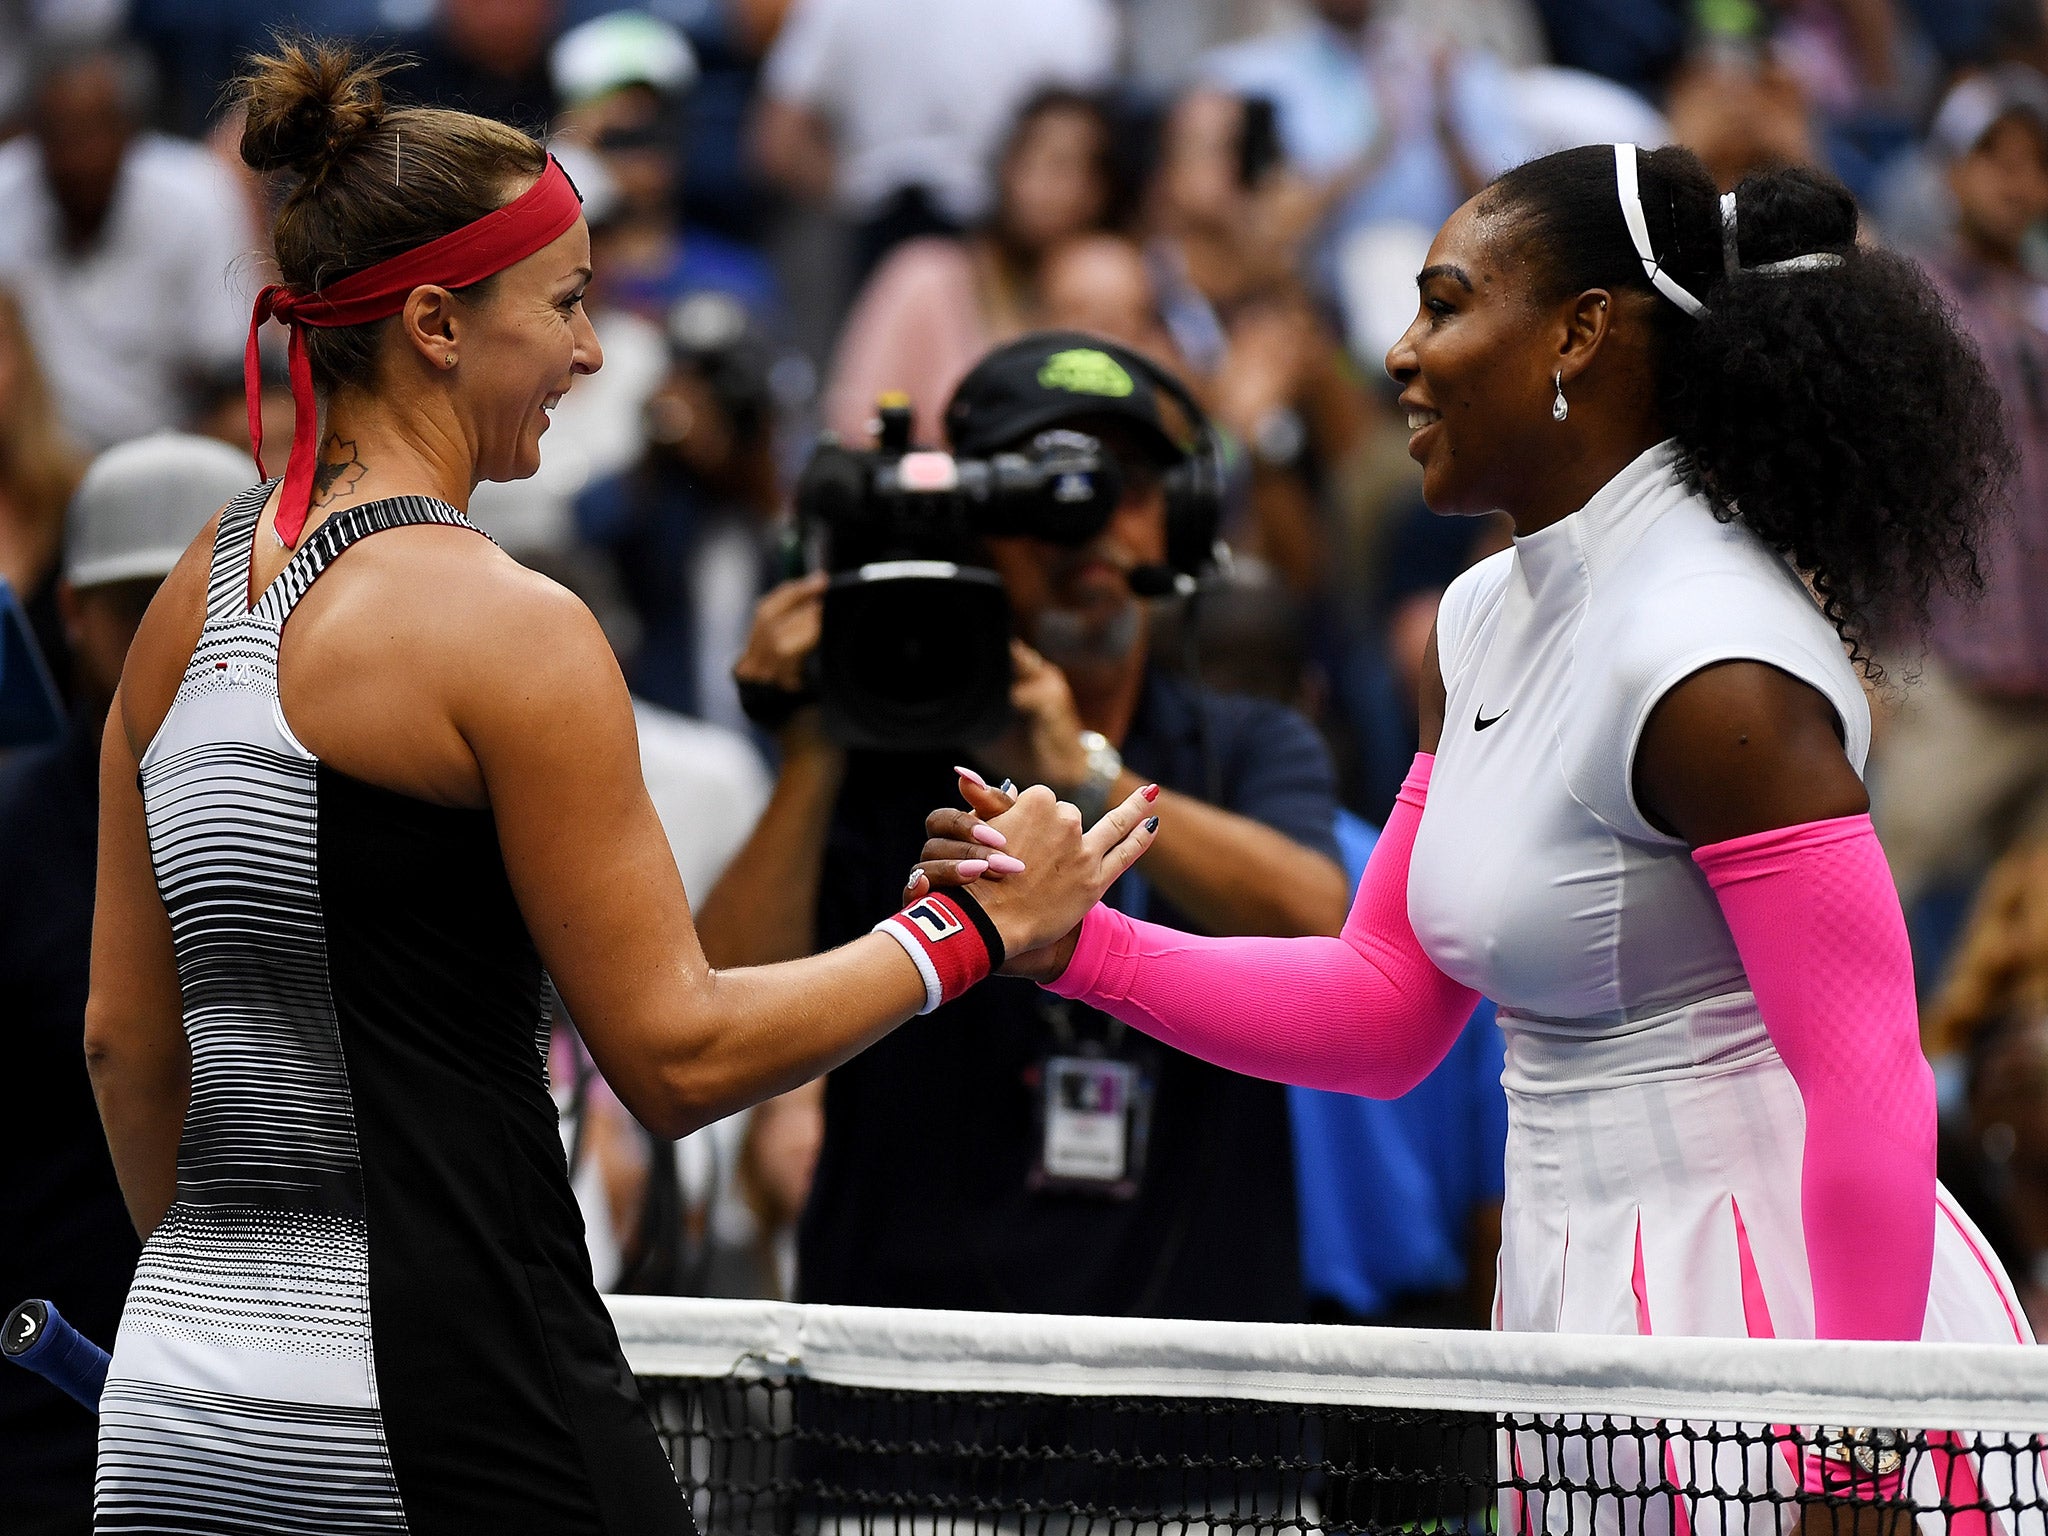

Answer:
[610,1295,2048,1536]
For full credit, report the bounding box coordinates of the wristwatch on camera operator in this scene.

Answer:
[1064,730,1124,828]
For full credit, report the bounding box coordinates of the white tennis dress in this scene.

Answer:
[1407,442,2034,1531]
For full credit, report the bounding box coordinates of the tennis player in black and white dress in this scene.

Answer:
[83,42,1152,1535]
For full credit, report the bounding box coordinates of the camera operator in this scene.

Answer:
[697,333,1350,1319]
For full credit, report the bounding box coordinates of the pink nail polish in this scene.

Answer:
[970,823,1007,849]
[986,853,1027,875]
[958,859,990,878]
[953,764,989,788]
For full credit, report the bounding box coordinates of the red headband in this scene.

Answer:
[245,153,583,547]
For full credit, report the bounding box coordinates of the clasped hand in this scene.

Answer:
[906,776,1158,982]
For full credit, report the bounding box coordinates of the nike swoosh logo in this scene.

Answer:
[1475,707,1509,731]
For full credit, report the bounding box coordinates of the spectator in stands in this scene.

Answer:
[824,90,1131,448]
[698,333,1350,1321]
[0,432,251,1536]
[1874,72,2048,912]
[577,292,786,728]
[1664,39,1821,190]
[469,18,779,561]
[0,38,255,450]
[400,0,562,130]
[0,284,85,701]
[752,0,1118,279]
[1530,0,1688,97]
[1038,233,1183,365]
[1144,88,1376,594]
[1924,841,2048,1333]
[551,11,777,325]
[1197,0,1529,305]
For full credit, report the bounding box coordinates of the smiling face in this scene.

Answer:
[1384,199,1578,518]
[450,216,603,483]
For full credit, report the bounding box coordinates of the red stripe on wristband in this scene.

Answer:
[874,891,995,1014]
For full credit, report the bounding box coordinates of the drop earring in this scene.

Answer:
[1552,371,1569,423]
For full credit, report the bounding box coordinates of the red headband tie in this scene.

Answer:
[245,153,583,547]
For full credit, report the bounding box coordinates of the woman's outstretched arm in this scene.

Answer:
[912,628,1479,1099]
[464,573,1156,1140]
[1038,751,1480,1098]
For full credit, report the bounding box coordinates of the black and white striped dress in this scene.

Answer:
[99,484,690,1535]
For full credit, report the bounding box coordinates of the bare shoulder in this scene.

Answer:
[292,520,605,669]
[118,510,223,756]
[278,521,628,806]
[360,528,630,744]
[1634,659,1869,846]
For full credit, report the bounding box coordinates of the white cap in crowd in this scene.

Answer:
[1930,65,2048,162]
[550,12,698,107]
[65,432,254,589]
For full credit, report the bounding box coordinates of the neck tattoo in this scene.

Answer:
[311,435,367,508]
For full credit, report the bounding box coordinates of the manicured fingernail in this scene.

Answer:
[970,823,1007,848]
[1144,817,1159,833]
[986,853,1027,874]
[1141,783,1160,802]
[953,764,988,787]
[1000,779,1018,796]
[958,859,989,878]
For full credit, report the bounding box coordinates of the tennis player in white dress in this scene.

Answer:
[921,144,2037,1533]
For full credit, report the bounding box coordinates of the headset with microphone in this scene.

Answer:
[1004,334,1230,599]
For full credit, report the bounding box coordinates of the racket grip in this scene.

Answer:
[3,1300,110,1413]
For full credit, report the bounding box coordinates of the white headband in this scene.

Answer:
[1614,143,1707,318]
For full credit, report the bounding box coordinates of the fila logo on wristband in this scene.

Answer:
[903,898,966,944]
[874,888,1005,1015]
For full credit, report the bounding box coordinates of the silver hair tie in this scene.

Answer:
[1615,145,1843,321]
[1720,186,1846,278]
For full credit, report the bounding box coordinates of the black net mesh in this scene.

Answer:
[639,1374,2048,1536]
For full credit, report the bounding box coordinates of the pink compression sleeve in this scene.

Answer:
[1045,754,1481,1098]
[1693,814,1935,1343]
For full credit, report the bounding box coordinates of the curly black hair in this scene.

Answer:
[1481,145,2012,670]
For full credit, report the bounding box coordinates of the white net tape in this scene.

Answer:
[608,1296,2048,1434]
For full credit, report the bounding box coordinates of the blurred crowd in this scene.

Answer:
[6,0,2048,1475]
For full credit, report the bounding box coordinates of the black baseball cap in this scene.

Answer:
[944,331,1190,465]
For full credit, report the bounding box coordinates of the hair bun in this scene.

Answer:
[1728,164,1858,271]
[237,38,395,180]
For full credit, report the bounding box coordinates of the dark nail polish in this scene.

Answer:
[1144,816,1159,833]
